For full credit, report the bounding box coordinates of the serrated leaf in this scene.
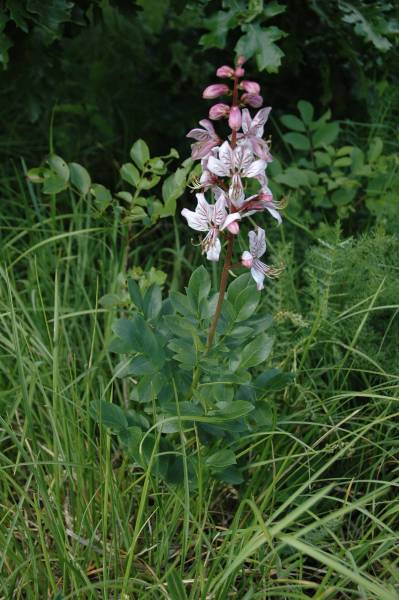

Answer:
[235,24,286,73]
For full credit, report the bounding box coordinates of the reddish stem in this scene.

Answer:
[206,69,240,350]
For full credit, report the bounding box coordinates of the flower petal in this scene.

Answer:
[206,237,221,261]
[218,141,234,172]
[241,108,252,134]
[249,228,266,258]
[250,264,265,290]
[252,107,271,133]
[244,158,266,178]
[207,156,229,177]
[220,212,241,231]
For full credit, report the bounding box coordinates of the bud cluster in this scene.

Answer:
[183,56,284,291]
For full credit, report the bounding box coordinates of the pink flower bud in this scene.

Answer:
[241,252,253,268]
[216,65,234,78]
[259,191,273,203]
[235,67,245,77]
[240,80,260,94]
[202,84,230,99]
[228,106,242,130]
[209,103,230,120]
[227,220,240,235]
[236,55,247,66]
[241,93,263,108]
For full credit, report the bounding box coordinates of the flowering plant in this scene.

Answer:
[184,56,284,347]
[92,57,291,486]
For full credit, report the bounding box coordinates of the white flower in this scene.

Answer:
[239,107,273,161]
[241,228,281,290]
[181,192,227,261]
[207,141,266,180]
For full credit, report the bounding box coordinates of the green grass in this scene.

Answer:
[1,170,398,599]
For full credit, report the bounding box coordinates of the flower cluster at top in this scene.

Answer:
[181,56,283,291]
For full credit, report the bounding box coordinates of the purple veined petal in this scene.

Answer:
[244,158,267,178]
[212,192,228,226]
[207,155,229,177]
[206,237,221,261]
[241,108,252,135]
[250,137,272,161]
[250,263,266,290]
[191,139,219,160]
[220,212,241,231]
[229,173,245,206]
[251,107,272,132]
[199,119,217,136]
[181,207,209,232]
[186,128,210,141]
[249,228,266,258]
[237,146,255,174]
[218,141,234,172]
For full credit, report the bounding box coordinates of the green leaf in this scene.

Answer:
[283,132,311,151]
[187,266,211,311]
[205,449,237,470]
[130,139,150,169]
[91,184,112,211]
[121,162,140,187]
[230,334,274,371]
[143,284,162,320]
[254,369,294,393]
[127,279,143,311]
[280,114,306,132]
[211,400,255,420]
[161,166,187,218]
[99,293,121,309]
[200,8,239,49]
[227,274,259,321]
[90,400,127,432]
[214,465,244,485]
[136,0,170,33]
[275,167,311,188]
[297,100,314,124]
[48,155,69,182]
[69,162,91,195]
[236,24,286,73]
[367,137,383,163]
[42,173,68,195]
[312,122,340,148]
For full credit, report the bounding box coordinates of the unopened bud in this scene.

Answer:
[240,80,260,94]
[228,106,242,130]
[236,55,247,66]
[235,67,245,77]
[227,220,240,235]
[241,93,263,108]
[216,65,234,78]
[241,251,253,268]
[209,103,230,120]
[203,84,230,99]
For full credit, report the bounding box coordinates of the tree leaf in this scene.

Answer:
[236,24,286,73]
